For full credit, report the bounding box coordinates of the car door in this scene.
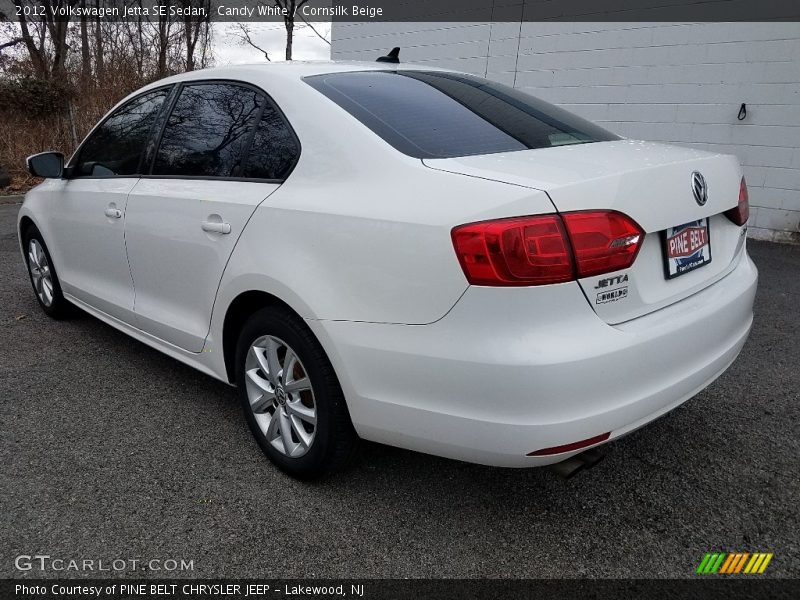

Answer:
[48,87,172,323]
[124,81,300,352]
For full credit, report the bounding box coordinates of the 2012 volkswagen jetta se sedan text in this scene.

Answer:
[19,62,757,479]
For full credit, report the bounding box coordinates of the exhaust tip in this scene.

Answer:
[576,448,605,469]
[548,448,606,479]
[547,457,586,479]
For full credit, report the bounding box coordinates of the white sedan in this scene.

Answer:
[19,61,757,479]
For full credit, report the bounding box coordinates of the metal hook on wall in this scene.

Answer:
[738,103,747,121]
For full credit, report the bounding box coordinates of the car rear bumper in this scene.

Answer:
[309,250,757,467]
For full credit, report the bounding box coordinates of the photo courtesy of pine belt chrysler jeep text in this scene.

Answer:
[19,61,757,479]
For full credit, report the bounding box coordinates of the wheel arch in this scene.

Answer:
[17,214,42,260]
[221,290,307,384]
[18,215,37,246]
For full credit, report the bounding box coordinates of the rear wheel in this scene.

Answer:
[235,306,358,479]
[23,227,71,319]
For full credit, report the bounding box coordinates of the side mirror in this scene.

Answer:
[27,152,64,179]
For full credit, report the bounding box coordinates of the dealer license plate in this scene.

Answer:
[662,218,712,279]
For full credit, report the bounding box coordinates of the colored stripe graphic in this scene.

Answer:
[701,552,774,574]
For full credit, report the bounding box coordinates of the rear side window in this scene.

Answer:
[153,83,262,177]
[242,103,299,180]
[75,88,170,177]
[305,71,619,159]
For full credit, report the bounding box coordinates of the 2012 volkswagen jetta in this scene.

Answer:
[19,62,757,479]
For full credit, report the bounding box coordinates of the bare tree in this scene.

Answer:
[43,0,77,77]
[234,2,329,63]
[121,12,140,73]
[16,2,51,78]
[93,0,103,79]
[273,0,309,60]
[155,0,172,76]
[79,0,90,82]
[1,0,220,194]
[182,0,212,71]
[195,21,212,69]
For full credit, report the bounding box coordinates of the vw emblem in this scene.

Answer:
[275,386,287,405]
[691,171,708,206]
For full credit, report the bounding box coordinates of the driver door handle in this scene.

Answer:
[104,207,122,219]
[201,220,231,235]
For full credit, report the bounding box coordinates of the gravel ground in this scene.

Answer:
[1,202,798,579]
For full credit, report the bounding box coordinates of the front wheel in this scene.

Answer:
[235,306,358,479]
[23,227,71,319]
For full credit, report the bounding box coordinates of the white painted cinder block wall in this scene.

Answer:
[332,21,800,242]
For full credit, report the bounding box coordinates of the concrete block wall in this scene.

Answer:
[332,18,800,242]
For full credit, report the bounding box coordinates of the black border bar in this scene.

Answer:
[4,579,800,600]
[2,0,800,23]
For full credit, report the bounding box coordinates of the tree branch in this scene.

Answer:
[233,23,271,61]
[296,13,330,45]
[0,37,23,52]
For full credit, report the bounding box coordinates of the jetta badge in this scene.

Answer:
[691,171,708,206]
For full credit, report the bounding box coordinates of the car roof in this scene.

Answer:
[145,60,449,87]
[235,60,445,74]
[123,61,454,109]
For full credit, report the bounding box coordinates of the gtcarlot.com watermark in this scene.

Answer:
[15,554,194,573]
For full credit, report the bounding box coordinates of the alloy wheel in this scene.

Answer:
[244,335,317,458]
[28,239,54,307]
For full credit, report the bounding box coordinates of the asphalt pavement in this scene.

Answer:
[1,201,798,578]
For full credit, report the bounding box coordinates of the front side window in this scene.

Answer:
[305,71,619,159]
[74,88,170,177]
[152,83,262,177]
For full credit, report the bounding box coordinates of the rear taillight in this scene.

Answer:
[561,211,644,278]
[725,176,749,226]
[451,215,574,286]
[451,210,643,286]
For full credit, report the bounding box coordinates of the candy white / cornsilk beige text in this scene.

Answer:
[218,4,384,18]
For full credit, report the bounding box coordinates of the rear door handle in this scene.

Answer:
[201,220,231,235]
[104,207,122,219]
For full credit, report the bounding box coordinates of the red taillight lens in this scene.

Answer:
[725,176,749,226]
[527,432,611,456]
[562,211,644,278]
[451,215,574,286]
[452,211,643,286]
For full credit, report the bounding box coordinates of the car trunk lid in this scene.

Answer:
[424,140,747,324]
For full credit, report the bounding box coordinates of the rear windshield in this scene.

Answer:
[304,70,619,159]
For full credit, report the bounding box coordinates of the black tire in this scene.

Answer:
[235,306,358,479]
[22,225,72,319]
